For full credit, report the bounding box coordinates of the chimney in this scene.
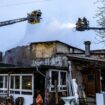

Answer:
[84,41,91,57]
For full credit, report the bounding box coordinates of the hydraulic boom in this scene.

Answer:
[75,17,105,31]
[0,18,27,27]
[0,10,42,27]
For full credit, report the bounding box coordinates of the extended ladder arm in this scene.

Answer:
[76,17,105,31]
[0,17,27,27]
[0,10,42,27]
[76,26,105,31]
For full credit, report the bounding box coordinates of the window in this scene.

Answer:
[0,74,33,95]
[5,76,8,88]
[10,76,14,89]
[51,71,58,85]
[22,76,32,90]
[0,76,3,88]
[0,75,8,95]
[10,74,33,95]
[10,76,20,89]
[49,70,67,92]
[0,75,8,89]
[88,74,94,81]
[15,76,20,89]
[60,72,66,85]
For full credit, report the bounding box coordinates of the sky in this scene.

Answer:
[0,0,104,52]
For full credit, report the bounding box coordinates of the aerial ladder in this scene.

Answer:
[75,17,105,31]
[0,10,42,27]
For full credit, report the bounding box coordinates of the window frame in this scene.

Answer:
[49,70,67,92]
[9,74,33,95]
[0,74,8,95]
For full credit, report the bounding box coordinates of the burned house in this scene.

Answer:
[1,40,105,105]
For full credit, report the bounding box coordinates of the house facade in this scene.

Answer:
[1,40,105,105]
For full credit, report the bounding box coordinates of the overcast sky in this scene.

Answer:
[0,0,104,52]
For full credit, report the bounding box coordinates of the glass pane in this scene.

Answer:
[10,76,14,89]
[4,90,7,93]
[60,87,67,90]
[0,90,3,93]
[60,72,66,85]
[5,76,8,88]
[10,91,14,94]
[88,74,94,81]
[15,76,20,89]
[51,87,55,91]
[22,76,32,90]
[21,91,32,95]
[14,91,20,94]
[51,71,58,85]
[0,76,3,88]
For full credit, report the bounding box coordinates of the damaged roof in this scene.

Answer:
[30,40,84,52]
[67,54,105,63]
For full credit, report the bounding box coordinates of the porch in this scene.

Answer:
[0,65,69,105]
[67,55,105,105]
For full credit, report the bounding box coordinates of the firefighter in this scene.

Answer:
[83,17,89,28]
[76,18,86,31]
[36,90,43,105]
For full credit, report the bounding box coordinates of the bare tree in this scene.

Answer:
[95,0,105,42]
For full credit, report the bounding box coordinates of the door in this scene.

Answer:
[34,73,45,99]
[83,74,96,96]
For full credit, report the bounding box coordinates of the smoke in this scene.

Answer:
[46,20,76,32]
[60,23,76,29]
[18,19,76,45]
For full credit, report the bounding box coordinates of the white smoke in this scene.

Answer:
[18,19,76,45]
[60,23,76,29]
[46,20,76,32]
